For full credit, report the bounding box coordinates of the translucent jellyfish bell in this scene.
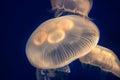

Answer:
[79,45,120,77]
[26,15,99,69]
[50,0,93,17]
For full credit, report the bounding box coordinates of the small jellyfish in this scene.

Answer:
[26,15,99,69]
[79,45,120,77]
[36,65,70,80]
[50,0,93,17]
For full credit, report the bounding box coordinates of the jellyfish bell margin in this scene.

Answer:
[25,15,99,70]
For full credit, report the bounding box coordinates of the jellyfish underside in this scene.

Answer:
[79,45,120,77]
[26,15,99,70]
[50,0,93,17]
[36,65,70,80]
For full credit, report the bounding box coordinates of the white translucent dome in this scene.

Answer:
[26,15,99,69]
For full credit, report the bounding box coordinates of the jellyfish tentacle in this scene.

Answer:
[55,65,71,73]
[36,65,70,80]
[50,0,65,17]
[54,9,64,17]
[79,45,120,77]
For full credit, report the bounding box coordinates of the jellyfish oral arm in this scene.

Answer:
[79,45,120,78]
[36,65,70,80]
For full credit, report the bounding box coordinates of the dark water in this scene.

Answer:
[2,0,120,80]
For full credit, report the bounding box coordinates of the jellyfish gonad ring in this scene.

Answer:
[48,29,65,44]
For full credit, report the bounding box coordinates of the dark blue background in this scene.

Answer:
[2,0,120,80]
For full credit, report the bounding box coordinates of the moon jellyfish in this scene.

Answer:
[26,15,99,80]
[25,0,120,79]
[26,15,99,69]
[50,0,93,17]
[79,45,120,77]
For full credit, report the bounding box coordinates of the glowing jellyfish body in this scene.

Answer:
[50,0,93,17]
[80,45,120,77]
[26,15,99,69]
[25,0,120,79]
